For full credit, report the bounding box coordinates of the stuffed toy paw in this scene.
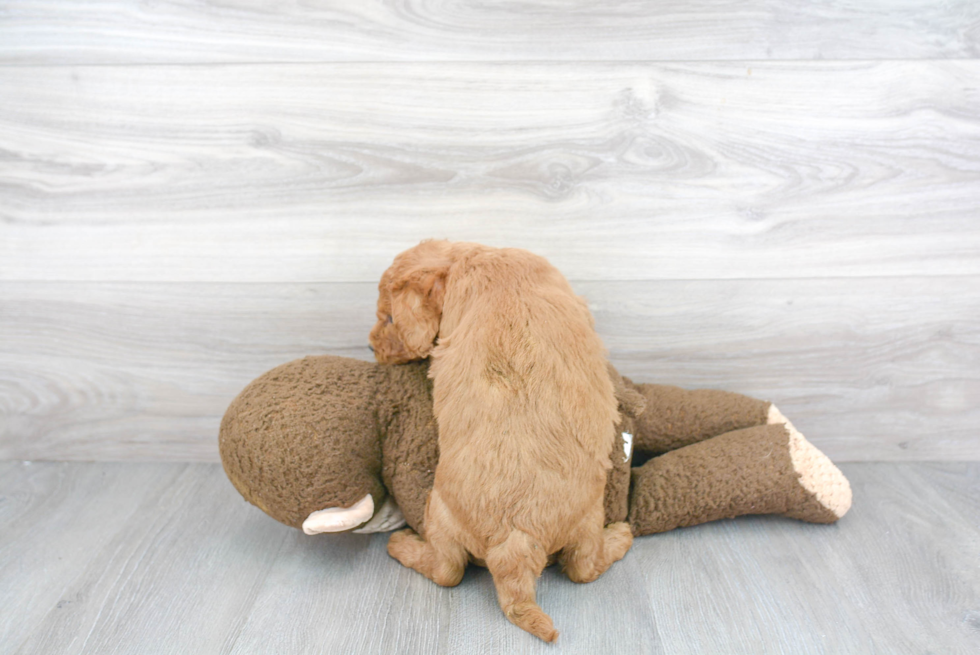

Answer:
[219,355,851,537]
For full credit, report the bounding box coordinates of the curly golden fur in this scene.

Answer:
[369,240,632,642]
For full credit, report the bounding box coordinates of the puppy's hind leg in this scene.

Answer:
[485,530,558,643]
[387,490,468,587]
[560,503,633,584]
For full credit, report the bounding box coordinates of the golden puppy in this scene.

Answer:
[369,240,632,642]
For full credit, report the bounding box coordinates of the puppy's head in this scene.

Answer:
[369,241,451,364]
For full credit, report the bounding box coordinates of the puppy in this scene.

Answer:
[369,240,632,642]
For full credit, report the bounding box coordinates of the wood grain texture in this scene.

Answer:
[1,463,291,655]
[2,62,979,282]
[637,462,980,654]
[597,277,980,462]
[0,463,189,651]
[1,462,978,654]
[1,1,978,64]
[2,277,977,462]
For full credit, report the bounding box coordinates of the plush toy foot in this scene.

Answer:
[628,418,852,536]
[768,405,852,522]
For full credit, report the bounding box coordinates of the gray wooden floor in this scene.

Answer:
[1,461,977,655]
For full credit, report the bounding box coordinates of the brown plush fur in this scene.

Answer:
[369,240,632,642]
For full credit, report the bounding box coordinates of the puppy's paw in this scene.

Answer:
[604,522,634,564]
[387,528,424,567]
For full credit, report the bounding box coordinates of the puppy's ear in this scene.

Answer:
[418,269,446,309]
[390,266,448,359]
[405,240,451,308]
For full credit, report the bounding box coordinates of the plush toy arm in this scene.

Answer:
[622,379,771,455]
[627,423,852,536]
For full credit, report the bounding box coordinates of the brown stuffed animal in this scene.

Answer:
[219,355,851,540]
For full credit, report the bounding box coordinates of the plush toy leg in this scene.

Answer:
[628,422,852,536]
[626,381,772,454]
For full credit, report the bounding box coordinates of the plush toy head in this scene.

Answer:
[219,357,390,532]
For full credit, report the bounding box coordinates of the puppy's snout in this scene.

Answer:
[368,344,375,353]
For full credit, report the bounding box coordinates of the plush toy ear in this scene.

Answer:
[607,362,646,418]
[302,494,376,534]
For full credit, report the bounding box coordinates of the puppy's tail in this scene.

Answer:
[485,530,558,643]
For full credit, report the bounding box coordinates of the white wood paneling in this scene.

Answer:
[0,1,977,64]
[2,277,977,462]
[595,278,980,461]
[1,2,978,464]
[2,62,978,283]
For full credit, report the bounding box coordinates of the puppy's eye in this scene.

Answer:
[386,314,393,325]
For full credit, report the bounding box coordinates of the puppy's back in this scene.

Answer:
[430,245,619,551]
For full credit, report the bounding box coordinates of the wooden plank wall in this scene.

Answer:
[1,2,978,462]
